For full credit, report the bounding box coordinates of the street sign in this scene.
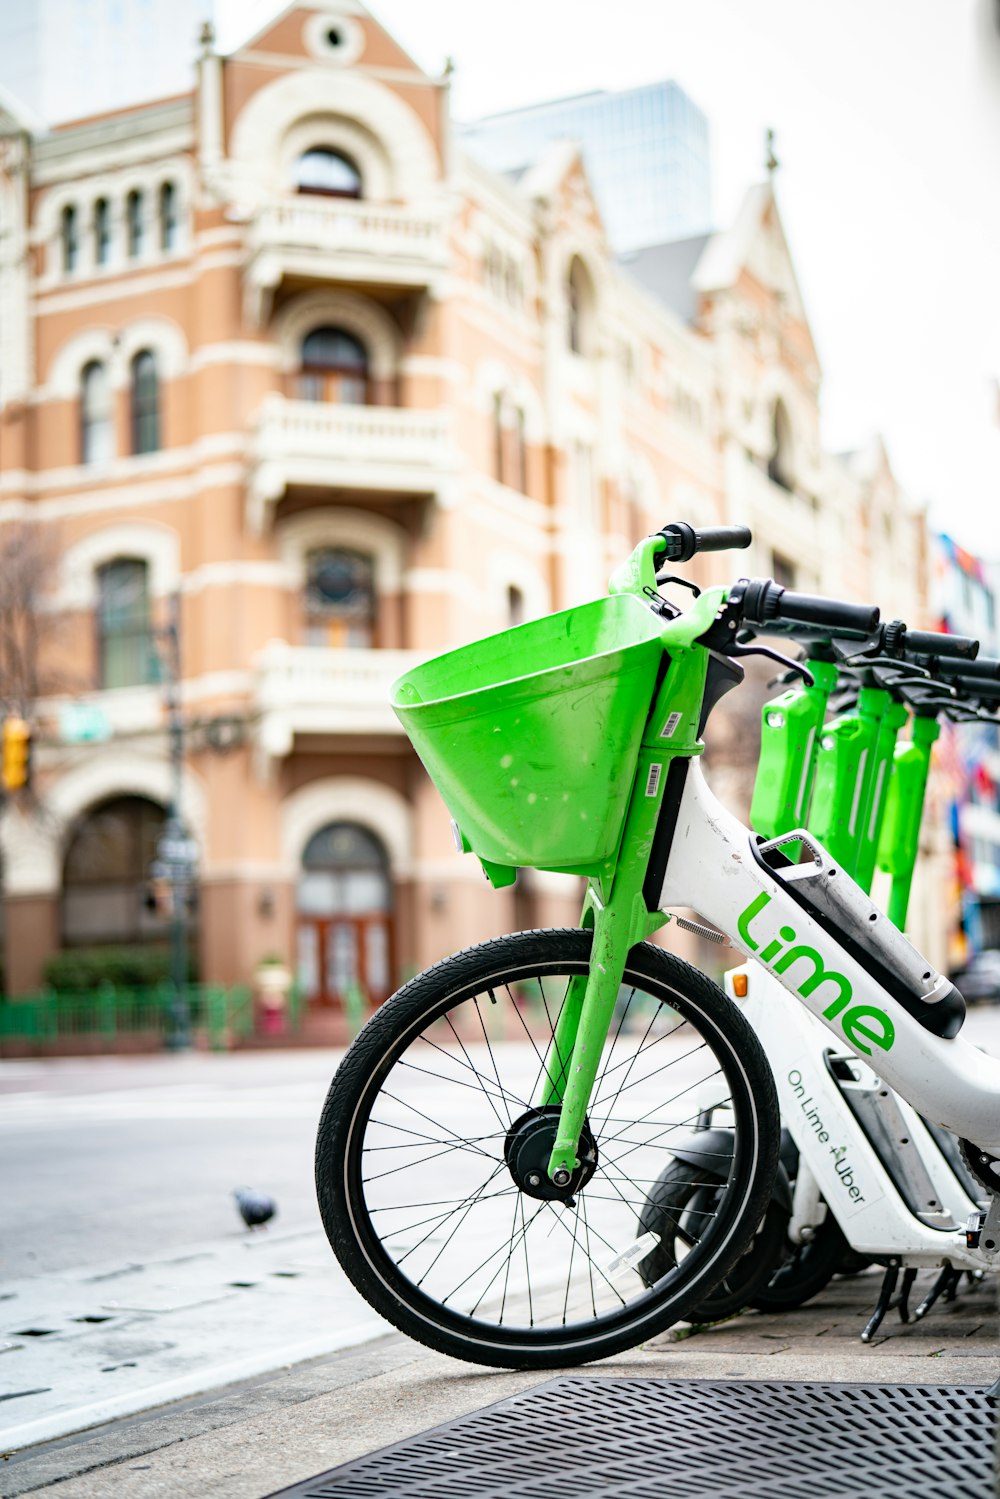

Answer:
[154,817,199,876]
[156,836,199,866]
[60,703,112,744]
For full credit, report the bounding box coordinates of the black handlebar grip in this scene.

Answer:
[659,523,753,563]
[955,676,1000,701]
[767,586,880,636]
[919,653,1000,681]
[903,628,978,660]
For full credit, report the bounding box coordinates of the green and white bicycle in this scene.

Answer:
[315,523,1000,1372]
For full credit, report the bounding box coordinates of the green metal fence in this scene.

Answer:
[0,980,305,1056]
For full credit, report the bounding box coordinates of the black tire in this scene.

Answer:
[751,1213,848,1311]
[637,1163,789,1321]
[315,929,780,1369]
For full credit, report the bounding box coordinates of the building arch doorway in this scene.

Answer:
[61,794,172,950]
[295,821,393,1008]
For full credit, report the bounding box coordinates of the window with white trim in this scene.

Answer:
[130,350,160,455]
[126,189,144,260]
[94,198,111,267]
[567,257,594,356]
[159,182,178,252]
[303,548,376,648]
[297,326,369,404]
[80,361,114,465]
[61,204,79,274]
[96,558,157,689]
[768,400,794,492]
[295,148,362,198]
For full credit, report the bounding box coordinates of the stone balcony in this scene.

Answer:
[248,395,455,532]
[244,197,449,324]
[253,643,426,758]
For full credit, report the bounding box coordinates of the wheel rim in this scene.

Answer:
[335,945,765,1350]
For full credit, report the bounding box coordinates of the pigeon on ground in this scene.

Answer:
[233,1187,277,1229]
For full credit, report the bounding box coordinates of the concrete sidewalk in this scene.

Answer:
[4,1266,997,1499]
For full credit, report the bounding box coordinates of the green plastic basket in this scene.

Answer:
[392,593,666,876]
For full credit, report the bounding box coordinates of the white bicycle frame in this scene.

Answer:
[658,758,1000,1271]
[728,969,984,1268]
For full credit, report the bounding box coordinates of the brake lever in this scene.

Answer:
[654,571,701,598]
[728,641,814,687]
[872,660,934,683]
[870,662,937,697]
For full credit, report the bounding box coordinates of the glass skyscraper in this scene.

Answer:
[0,0,212,127]
[461,82,712,253]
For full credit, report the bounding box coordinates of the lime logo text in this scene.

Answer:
[737,892,894,1055]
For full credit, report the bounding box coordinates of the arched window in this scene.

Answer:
[159,182,178,252]
[304,548,375,648]
[507,584,525,627]
[94,198,111,266]
[514,406,528,493]
[96,557,156,688]
[126,189,144,259]
[62,795,170,949]
[297,326,369,404]
[61,204,79,273]
[567,256,594,355]
[296,822,392,1007]
[80,360,113,465]
[492,390,505,483]
[768,400,794,492]
[130,350,160,455]
[294,148,362,198]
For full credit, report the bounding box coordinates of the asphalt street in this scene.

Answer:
[4,1006,1000,1466]
[0,1050,393,1451]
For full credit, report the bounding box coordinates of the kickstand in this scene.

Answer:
[860,1264,917,1343]
[914,1265,961,1320]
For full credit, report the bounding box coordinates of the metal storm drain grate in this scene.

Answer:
[265,1377,995,1499]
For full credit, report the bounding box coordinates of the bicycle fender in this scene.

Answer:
[671,1130,793,1215]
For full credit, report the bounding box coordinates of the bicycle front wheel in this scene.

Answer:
[316,929,779,1368]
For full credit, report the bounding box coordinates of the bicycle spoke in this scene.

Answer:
[332,945,767,1347]
[442,1011,517,1132]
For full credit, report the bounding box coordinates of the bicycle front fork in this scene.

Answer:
[539,877,665,1184]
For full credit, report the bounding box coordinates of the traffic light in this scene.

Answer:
[2,717,31,792]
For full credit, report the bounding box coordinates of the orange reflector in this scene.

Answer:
[732,972,748,998]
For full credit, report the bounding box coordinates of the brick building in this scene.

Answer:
[0,1,934,1008]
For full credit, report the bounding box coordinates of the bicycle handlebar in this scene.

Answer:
[737,578,880,638]
[657,523,753,563]
[895,627,978,660]
[955,676,1000,701]
[912,652,1000,680]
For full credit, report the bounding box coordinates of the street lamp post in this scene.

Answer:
[157,593,193,1052]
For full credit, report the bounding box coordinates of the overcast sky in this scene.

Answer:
[218,0,1000,557]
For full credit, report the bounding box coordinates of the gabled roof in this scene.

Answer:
[231,1,425,76]
[839,434,894,486]
[692,180,816,357]
[514,138,608,245]
[614,180,818,365]
[517,138,584,205]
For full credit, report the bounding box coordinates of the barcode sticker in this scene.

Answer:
[606,1232,660,1279]
[660,712,683,739]
[645,763,662,798]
